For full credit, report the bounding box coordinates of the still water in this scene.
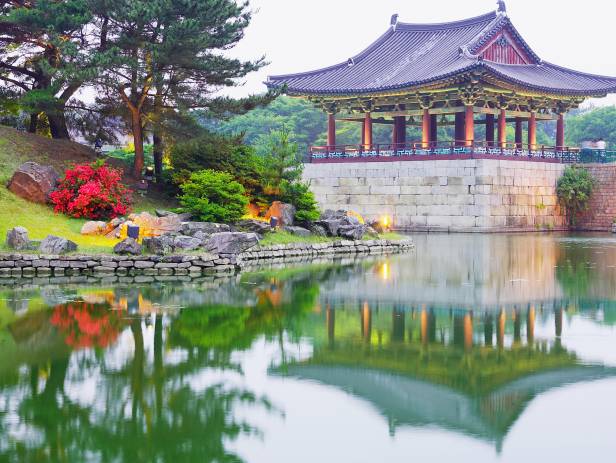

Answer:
[1,233,616,462]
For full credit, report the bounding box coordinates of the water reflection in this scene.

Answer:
[1,233,616,461]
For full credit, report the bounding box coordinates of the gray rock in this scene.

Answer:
[234,219,272,235]
[308,223,328,237]
[316,219,343,237]
[283,226,312,238]
[7,162,59,204]
[338,224,368,240]
[40,235,78,254]
[143,235,175,255]
[181,222,231,236]
[113,238,143,255]
[267,201,296,226]
[173,235,202,251]
[205,232,259,255]
[6,226,30,250]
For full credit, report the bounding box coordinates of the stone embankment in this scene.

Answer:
[0,239,413,286]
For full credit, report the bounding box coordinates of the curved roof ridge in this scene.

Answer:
[540,61,616,82]
[396,11,496,31]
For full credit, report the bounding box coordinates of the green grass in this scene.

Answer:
[0,126,177,254]
[258,230,406,247]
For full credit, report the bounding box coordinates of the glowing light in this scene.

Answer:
[381,215,392,230]
[347,210,365,224]
[379,262,390,281]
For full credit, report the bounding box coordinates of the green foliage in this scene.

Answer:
[279,182,320,223]
[556,166,595,225]
[567,106,616,148]
[106,144,154,167]
[170,132,263,197]
[179,169,248,223]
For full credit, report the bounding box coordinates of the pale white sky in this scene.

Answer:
[227,0,616,107]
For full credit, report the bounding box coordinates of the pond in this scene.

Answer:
[1,233,616,462]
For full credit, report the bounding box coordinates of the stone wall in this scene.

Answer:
[303,158,567,232]
[0,239,413,284]
[576,164,616,231]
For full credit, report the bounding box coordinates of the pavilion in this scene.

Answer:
[267,1,616,162]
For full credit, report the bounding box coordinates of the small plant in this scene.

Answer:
[179,169,248,223]
[557,166,595,226]
[279,181,320,223]
[50,160,132,220]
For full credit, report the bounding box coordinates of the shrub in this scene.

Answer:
[557,166,595,226]
[179,169,248,223]
[279,181,320,223]
[50,160,132,220]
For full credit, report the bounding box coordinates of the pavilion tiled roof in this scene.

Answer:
[266,10,616,97]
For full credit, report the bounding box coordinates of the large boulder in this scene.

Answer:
[81,221,107,235]
[205,232,259,255]
[181,222,231,236]
[40,235,77,254]
[6,226,30,250]
[283,226,312,238]
[315,219,343,237]
[173,235,202,251]
[113,237,142,255]
[338,224,368,240]
[266,201,296,227]
[308,223,328,237]
[143,234,175,255]
[128,211,184,236]
[234,219,272,235]
[7,162,59,204]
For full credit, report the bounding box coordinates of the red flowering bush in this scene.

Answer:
[50,160,132,219]
[51,301,126,349]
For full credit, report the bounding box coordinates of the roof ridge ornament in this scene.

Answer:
[497,0,507,14]
[390,14,399,31]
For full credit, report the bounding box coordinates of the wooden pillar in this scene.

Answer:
[455,112,465,146]
[421,109,431,148]
[363,112,372,149]
[527,306,535,345]
[465,105,474,147]
[430,114,438,144]
[392,308,405,343]
[464,313,473,351]
[555,308,563,337]
[393,116,406,147]
[327,113,336,148]
[362,302,371,343]
[515,117,523,148]
[528,111,537,150]
[498,109,507,148]
[486,114,495,146]
[497,309,506,349]
[556,113,565,149]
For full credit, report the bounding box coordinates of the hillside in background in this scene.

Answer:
[0,126,175,253]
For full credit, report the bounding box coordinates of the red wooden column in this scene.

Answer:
[498,109,507,148]
[464,105,474,147]
[397,116,406,145]
[485,114,495,146]
[455,112,465,146]
[556,113,565,149]
[363,112,373,149]
[327,113,336,149]
[430,114,438,145]
[421,109,431,148]
[515,117,523,148]
[528,111,537,150]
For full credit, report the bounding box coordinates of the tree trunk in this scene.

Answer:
[152,131,164,183]
[48,111,71,139]
[28,113,38,133]
[131,109,145,178]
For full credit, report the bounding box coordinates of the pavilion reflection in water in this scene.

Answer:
[279,301,616,450]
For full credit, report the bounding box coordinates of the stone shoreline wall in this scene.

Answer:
[0,239,413,285]
[303,158,567,232]
[576,164,616,231]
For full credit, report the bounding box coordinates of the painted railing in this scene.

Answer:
[309,141,581,163]
[578,149,616,164]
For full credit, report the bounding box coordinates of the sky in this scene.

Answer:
[225,0,616,107]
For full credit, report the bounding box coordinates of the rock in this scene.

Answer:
[173,235,202,251]
[40,235,77,254]
[308,223,328,237]
[283,226,312,238]
[6,226,30,250]
[181,222,231,236]
[266,201,296,226]
[316,219,343,237]
[128,211,184,236]
[113,237,142,255]
[369,220,388,234]
[81,221,107,235]
[322,209,363,226]
[143,235,175,255]
[365,226,380,238]
[205,232,259,255]
[7,162,59,204]
[234,219,272,235]
[338,224,368,240]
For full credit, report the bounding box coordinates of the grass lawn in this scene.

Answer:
[0,126,176,254]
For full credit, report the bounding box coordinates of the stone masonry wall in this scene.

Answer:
[576,164,616,231]
[303,159,567,232]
